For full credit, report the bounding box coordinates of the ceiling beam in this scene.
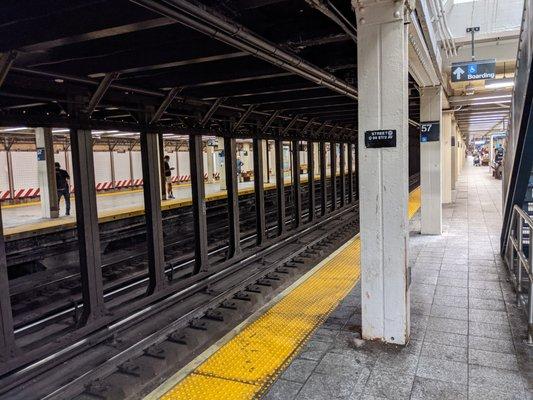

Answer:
[281,115,301,135]
[0,51,17,89]
[86,72,120,116]
[18,18,176,53]
[233,104,257,131]
[261,110,281,133]
[200,97,225,127]
[151,87,182,123]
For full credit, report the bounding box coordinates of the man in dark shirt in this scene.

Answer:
[163,155,175,199]
[55,162,71,216]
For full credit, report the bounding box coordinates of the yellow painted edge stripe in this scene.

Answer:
[149,188,421,400]
[3,175,321,238]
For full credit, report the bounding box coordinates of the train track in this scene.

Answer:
[1,174,419,399]
[2,202,359,400]
[8,181,316,338]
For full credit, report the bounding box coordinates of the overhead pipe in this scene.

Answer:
[436,0,457,55]
[429,0,451,57]
[129,0,358,100]
[304,0,357,43]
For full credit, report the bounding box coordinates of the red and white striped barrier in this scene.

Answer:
[0,174,204,202]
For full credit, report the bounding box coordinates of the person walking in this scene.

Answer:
[55,162,71,216]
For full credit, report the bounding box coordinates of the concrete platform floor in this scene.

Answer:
[264,161,532,400]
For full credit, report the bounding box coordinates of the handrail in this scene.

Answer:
[504,205,533,344]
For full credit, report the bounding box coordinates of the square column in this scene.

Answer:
[206,144,215,184]
[354,0,411,345]
[217,137,226,190]
[35,127,59,219]
[441,112,452,204]
[420,87,442,235]
[451,119,457,190]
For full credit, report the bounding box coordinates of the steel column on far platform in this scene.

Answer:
[0,204,15,360]
[189,134,209,273]
[319,141,327,216]
[141,132,166,292]
[275,139,286,236]
[292,140,301,228]
[354,0,410,345]
[347,143,353,203]
[70,129,105,323]
[253,138,266,244]
[339,143,345,207]
[307,141,315,221]
[158,134,166,200]
[330,142,337,211]
[420,86,443,235]
[224,137,241,257]
[441,112,453,204]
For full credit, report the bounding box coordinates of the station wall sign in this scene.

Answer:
[451,59,496,82]
[364,129,396,148]
[36,148,46,161]
[420,121,440,142]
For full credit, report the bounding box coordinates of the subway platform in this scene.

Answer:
[151,161,531,400]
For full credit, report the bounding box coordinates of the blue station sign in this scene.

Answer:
[451,59,496,82]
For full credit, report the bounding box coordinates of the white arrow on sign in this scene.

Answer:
[453,66,465,80]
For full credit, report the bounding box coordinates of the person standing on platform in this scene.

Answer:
[237,157,244,182]
[55,162,71,216]
[163,155,175,199]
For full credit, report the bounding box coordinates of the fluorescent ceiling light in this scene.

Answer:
[52,129,70,133]
[108,132,139,137]
[0,127,28,132]
[469,100,511,106]
[92,130,119,134]
[485,79,514,89]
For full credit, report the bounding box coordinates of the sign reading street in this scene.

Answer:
[364,129,397,148]
[420,122,440,142]
[451,59,496,82]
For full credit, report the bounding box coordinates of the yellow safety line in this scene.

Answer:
[3,175,322,238]
[158,188,421,400]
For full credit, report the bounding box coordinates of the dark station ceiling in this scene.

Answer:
[0,0,420,141]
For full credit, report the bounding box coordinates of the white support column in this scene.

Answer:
[174,146,180,182]
[420,87,442,235]
[451,119,457,190]
[35,128,59,219]
[354,0,410,345]
[217,137,226,190]
[206,144,215,184]
[263,141,270,183]
[441,112,452,204]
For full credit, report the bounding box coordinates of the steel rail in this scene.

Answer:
[0,202,357,395]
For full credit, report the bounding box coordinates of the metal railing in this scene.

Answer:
[505,205,533,344]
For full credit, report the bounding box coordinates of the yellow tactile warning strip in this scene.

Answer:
[158,188,421,400]
[408,187,421,219]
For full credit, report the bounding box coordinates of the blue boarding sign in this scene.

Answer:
[451,59,496,82]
